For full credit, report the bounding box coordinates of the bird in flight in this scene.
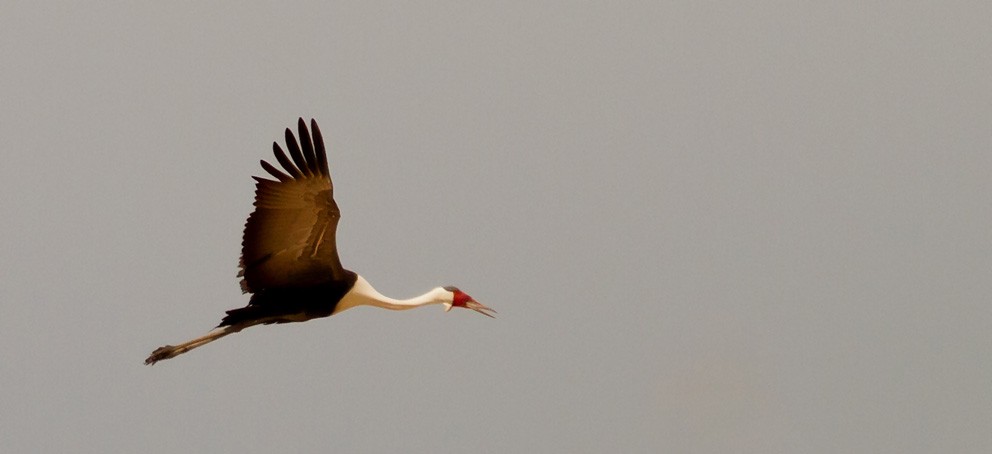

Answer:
[145,119,494,365]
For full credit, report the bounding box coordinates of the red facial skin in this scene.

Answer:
[451,289,474,308]
[443,286,495,317]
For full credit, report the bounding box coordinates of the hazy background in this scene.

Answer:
[2,2,989,452]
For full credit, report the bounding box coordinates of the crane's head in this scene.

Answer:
[442,286,496,318]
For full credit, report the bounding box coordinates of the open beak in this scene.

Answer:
[465,300,497,318]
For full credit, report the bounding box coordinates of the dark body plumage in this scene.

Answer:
[220,270,357,326]
[226,118,355,326]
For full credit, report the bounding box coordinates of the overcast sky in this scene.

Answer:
[2,2,990,452]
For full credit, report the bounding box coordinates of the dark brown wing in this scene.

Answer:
[237,118,346,293]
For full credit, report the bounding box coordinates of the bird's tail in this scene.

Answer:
[144,324,245,365]
[218,304,275,327]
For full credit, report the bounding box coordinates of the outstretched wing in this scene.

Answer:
[238,118,346,293]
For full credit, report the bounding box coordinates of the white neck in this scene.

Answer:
[333,275,451,315]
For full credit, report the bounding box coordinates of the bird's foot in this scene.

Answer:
[145,345,180,365]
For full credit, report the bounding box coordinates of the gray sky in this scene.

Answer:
[2,2,990,452]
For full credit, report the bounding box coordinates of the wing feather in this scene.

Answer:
[284,128,310,177]
[312,120,329,177]
[272,142,304,179]
[259,160,292,182]
[297,118,318,177]
[238,119,345,294]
